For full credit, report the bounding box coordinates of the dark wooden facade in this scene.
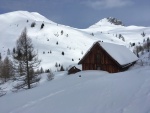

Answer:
[68,66,81,75]
[78,43,136,73]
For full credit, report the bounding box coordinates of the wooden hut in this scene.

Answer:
[68,65,82,75]
[78,41,138,73]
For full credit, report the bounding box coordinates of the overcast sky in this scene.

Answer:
[0,0,149,28]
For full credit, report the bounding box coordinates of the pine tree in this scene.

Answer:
[55,62,58,67]
[13,48,16,54]
[7,48,10,55]
[31,22,36,27]
[0,57,2,79]
[41,23,44,29]
[60,65,65,71]
[40,67,44,73]
[62,51,64,55]
[147,37,150,52]
[141,32,146,37]
[61,30,63,35]
[13,27,41,90]
[91,33,94,36]
[46,69,50,73]
[0,53,1,60]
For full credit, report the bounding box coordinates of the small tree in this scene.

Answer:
[61,30,63,35]
[0,53,1,60]
[62,51,64,55]
[0,58,2,79]
[91,33,94,36]
[47,69,54,81]
[56,41,58,45]
[55,62,58,67]
[122,37,125,42]
[31,22,36,27]
[40,67,44,73]
[134,45,142,57]
[7,49,10,55]
[0,56,14,82]
[13,48,16,54]
[41,23,44,29]
[148,52,150,60]
[60,65,65,71]
[147,37,150,52]
[45,69,50,73]
[141,32,146,37]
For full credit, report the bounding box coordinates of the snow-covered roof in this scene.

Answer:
[99,42,138,65]
[79,41,138,66]
[68,64,82,70]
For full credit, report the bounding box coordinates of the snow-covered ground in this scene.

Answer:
[0,65,150,113]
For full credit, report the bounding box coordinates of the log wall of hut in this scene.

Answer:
[81,43,122,73]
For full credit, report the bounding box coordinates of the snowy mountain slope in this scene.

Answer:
[0,11,150,70]
[0,11,96,70]
[0,67,150,113]
[84,17,150,45]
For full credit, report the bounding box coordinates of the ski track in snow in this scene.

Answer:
[8,81,89,113]
[9,90,65,113]
[8,74,105,113]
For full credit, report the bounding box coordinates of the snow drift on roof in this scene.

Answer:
[99,42,138,65]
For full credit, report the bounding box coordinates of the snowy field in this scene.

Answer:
[0,65,150,113]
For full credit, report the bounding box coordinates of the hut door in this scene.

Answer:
[97,66,101,70]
